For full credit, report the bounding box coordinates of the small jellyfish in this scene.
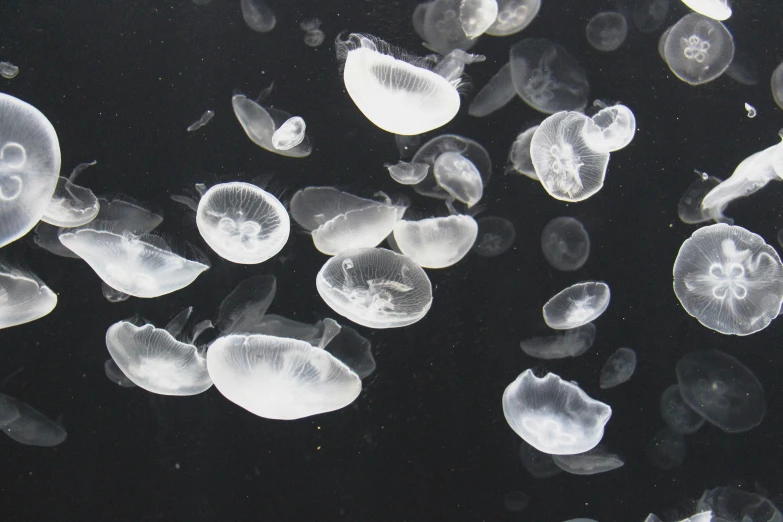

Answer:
[304,30,325,47]
[659,384,705,434]
[632,0,670,33]
[187,110,214,132]
[41,164,100,228]
[518,440,562,478]
[541,216,591,270]
[646,427,686,469]
[698,487,782,522]
[104,359,136,388]
[506,125,539,180]
[473,216,516,257]
[232,93,311,158]
[599,347,636,389]
[677,170,723,225]
[0,394,66,447]
[411,134,493,201]
[102,281,130,303]
[552,445,625,475]
[773,63,783,110]
[0,61,19,79]
[520,323,596,360]
[485,0,541,36]
[433,151,484,207]
[744,103,756,118]
[585,12,628,52]
[680,0,731,21]
[503,491,530,513]
[0,264,57,329]
[503,369,612,455]
[299,18,321,32]
[662,13,734,86]
[543,281,610,330]
[468,62,516,118]
[33,222,81,259]
[393,215,478,269]
[271,116,306,151]
[583,102,636,153]
[385,161,429,185]
[240,0,276,32]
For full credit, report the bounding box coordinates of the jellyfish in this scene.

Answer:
[385,161,429,185]
[520,323,596,359]
[240,0,275,32]
[506,125,539,180]
[433,152,483,207]
[104,359,136,388]
[662,13,734,86]
[0,93,61,248]
[503,370,612,455]
[196,182,289,264]
[393,215,478,268]
[632,0,670,33]
[0,394,66,447]
[232,93,312,158]
[518,440,562,478]
[599,347,636,389]
[318,322,376,379]
[206,333,362,420]
[414,0,477,55]
[543,282,610,330]
[681,0,731,21]
[473,216,516,257]
[552,445,625,475]
[459,0,498,38]
[676,349,765,433]
[216,274,277,335]
[468,62,516,118]
[41,163,100,228]
[316,247,433,328]
[541,216,590,270]
[672,224,783,335]
[530,112,610,202]
[335,33,462,135]
[698,487,782,522]
[485,0,541,36]
[585,12,628,52]
[724,47,759,86]
[33,222,80,259]
[187,110,214,132]
[0,264,57,329]
[677,171,723,224]
[0,61,19,79]
[102,282,130,303]
[271,116,306,151]
[773,63,783,110]
[304,29,325,47]
[582,102,636,153]
[659,384,705,434]
[411,134,493,201]
[646,427,686,470]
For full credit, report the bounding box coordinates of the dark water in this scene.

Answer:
[1,0,782,520]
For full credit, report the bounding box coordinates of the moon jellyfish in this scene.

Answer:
[320,323,376,380]
[316,248,432,328]
[509,39,590,114]
[336,33,462,135]
[41,168,100,228]
[585,12,628,52]
[582,102,636,153]
[681,0,731,21]
[677,171,723,225]
[271,116,306,151]
[393,215,478,269]
[632,0,670,33]
[541,216,590,270]
[672,224,783,335]
[415,0,476,55]
[0,93,61,248]
[599,347,636,389]
[102,281,130,303]
[698,487,783,522]
[473,216,516,257]
[552,445,625,475]
[207,334,362,420]
[232,94,311,158]
[0,394,66,447]
[676,349,765,433]
[300,18,325,47]
[240,0,275,32]
[531,112,610,202]
[412,134,492,201]
[187,110,214,132]
[646,427,686,469]
[459,0,498,38]
[385,161,429,185]
[504,491,529,513]
[104,359,136,388]
[486,0,541,36]
[503,370,612,455]
[0,264,57,329]
[773,63,783,110]
[660,384,705,434]
[518,440,562,478]
[0,62,19,79]
[433,152,483,207]
[543,282,610,330]
[663,13,734,86]
[468,62,516,118]
[520,323,596,359]
[507,125,539,180]
[196,182,289,264]
[216,274,277,334]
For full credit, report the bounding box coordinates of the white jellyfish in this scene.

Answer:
[599,347,637,389]
[541,216,591,271]
[414,0,477,55]
[385,161,429,185]
[506,125,539,180]
[485,0,541,36]
[543,282,610,330]
[680,0,731,21]
[552,445,625,475]
[585,12,628,52]
[468,62,516,118]
[41,162,99,228]
[520,323,596,360]
[433,152,484,207]
[0,62,19,79]
[672,223,783,335]
[660,384,705,434]
[582,102,636,153]
[196,182,289,264]
[459,0,498,38]
[240,0,276,32]
[187,110,214,132]
[662,13,734,86]
[0,264,57,329]
[232,93,312,158]
[316,247,433,328]
[271,116,306,151]
[393,214,478,269]
[473,216,516,257]
[503,369,612,455]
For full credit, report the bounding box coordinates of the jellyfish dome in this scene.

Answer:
[541,216,591,271]
[232,94,312,158]
[543,281,611,330]
[681,0,731,21]
[0,265,57,329]
[662,13,734,86]
[0,93,61,248]
[196,182,290,264]
[672,224,783,335]
[485,0,541,36]
[412,134,493,201]
[507,125,539,179]
[583,103,636,153]
[502,369,612,455]
[393,215,478,269]
[336,33,461,135]
[41,175,100,228]
[316,247,433,328]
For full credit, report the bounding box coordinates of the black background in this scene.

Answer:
[0,0,782,521]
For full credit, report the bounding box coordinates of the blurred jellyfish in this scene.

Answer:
[503,369,612,455]
[0,394,66,447]
[541,216,591,271]
[393,215,478,268]
[469,63,516,118]
[433,152,484,206]
[0,264,57,329]
[473,216,516,257]
[632,0,670,33]
[677,170,723,224]
[187,110,214,132]
[681,0,731,21]
[676,349,765,433]
[459,0,498,38]
[415,0,476,55]
[552,445,625,475]
[660,384,705,434]
[41,163,100,228]
[385,161,429,185]
[33,222,81,259]
[504,491,530,512]
[506,125,539,180]
[232,93,312,158]
[519,440,562,477]
[102,281,130,303]
[104,358,136,388]
[583,102,636,153]
[585,12,628,52]
[319,322,376,379]
[520,323,596,359]
[772,63,783,110]
[216,274,277,335]
[0,61,19,79]
[672,224,783,335]
[599,347,636,389]
[412,134,493,201]
[240,0,275,32]
[543,282,610,330]
[698,487,782,522]
[662,13,734,86]
[300,18,325,47]
[646,427,686,470]
[486,0,541,36]
[724,47,759,86]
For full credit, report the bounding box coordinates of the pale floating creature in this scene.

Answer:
[698,487,782,522]
[393,214,478,269]
[300,18,321,32]
[773,63,783,110]
[677,170,722,225]
[681,0,731,21]
[0,93,61,248]
[657,26,672,60]
[196,182,289,264]
[509,39,590,114]
[672,223,783,335]
[506,125,539,180]
[504,491,530,513]
[660,384,705,434]
[552,445,625,475]
[599,347,636,389]
[646,427,686,470]
[412,134,492,201]
[41,162,100,228]
[585,12,628,52]
[240,0,276,32]
[676,349,765,432]
[485,0,541,36]
[531,111,610,202]
[304,29,325,47]
[0,393,19,426]
[316,247,433,328]
[0,264,57,329]
[662,13,734,86]
[104,359,136,388]
[232,93,312,158]
[0,394,66,447]
[216,274,277,335]
[206,333,362,420]
[632,0,670,33]
[319,322,376,379]
[744,103,756,118]
[459,0,498,38]
[433,151,484,207]
[468,62,516,118]
[520,323,596,360]
[385,161,429,185]
[541,216,591,271]
[473,216,516,257]
[583,102,636,153]
[102,281,130,303]
[0,61,19,79]
[543,281,610,330]
[518,440,562,478]
[33,222,80,259]
[187,110,214,132]
[503,369,612,455]
[271,116,306,151]
[414,0,477,55]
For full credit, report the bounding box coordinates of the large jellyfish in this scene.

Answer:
[459,0,498,38]
[0,264,57,329]
[196,182,289,264]
[433,152,484,207]
[0,93,61,248]
[232,94,312,158]
[672,223,783,335]
[541,216,591,271]
[543,282,610,330]
[485,0,541,36]
[520,323,596,359]
[582,102,636,153]
[393,214,478,268]
[659,384,705,434]
[503,369,612,455]
[662,13,734,86]
[599,347,636,389]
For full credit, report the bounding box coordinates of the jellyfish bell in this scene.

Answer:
[678,170,723,225]
[582,102,636,153]
[541,216,590,271]
[507,125,539,179]
[41,174,100,228]
[393,214,478,268]
[232,94,311,158]
[0,264,57,329]
[415,0,477,55]
[681,0,731,21]
[662,13,734,86]
[412,134,493,201]
[543,281,610,330]
[485,0,541,36]
[585,12,628,52]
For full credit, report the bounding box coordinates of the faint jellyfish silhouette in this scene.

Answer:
[473,216,516,257]
[725,46,759,86]
[541,216,590,270]
[520,323,596,359]
[411,134,493,201]
[677,170,723,224]
[518,440,562,477]
[300,18,325,47]
[599,347,636,389]
[0,264,57,329]
[232,92,312,158]
[662,13,734,86]
[504,491,530,513]
[0,393,19,426]
[216,274,277,335]
[469,62,516,117]
[507,125,539,180]
[41,162,100,228]
[543,282,610,330]
[385,161,429,185]
[0,61,19,79]
[772,63,783,110]
[0,394,66,447]
[187,110,214,132]
[319,321,376,379]
[659,384,705,434]
[681,0,731,21]
[240,0,276,32]
[646,427,686,469]
[33,222,81,259]
[393,214,478,268]
[552,445,625,475]
[632,0,670,33]
[102,281,130,303]
[585,12,628,52]
[486,0,541,36]
[415,0,477,55]
[697,487,783,522]
[104,358,136,388]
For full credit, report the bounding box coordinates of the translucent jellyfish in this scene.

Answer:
[543,281,610,330]
[459,0,498,38]
[698,487,782,522]
[468,62,516,118]
[503,370,612,455]
[646,427,686,469]
[385,161,429,185]
[773,63,783,110]
[585,12,628,52]
[599,347,636,389]
[0,264,57,329]
[0,393,19,426]
[485,0,541,36]
[187,109,214,132]
[518,440,562,477]
[41,165,100,228]
[321,323,376,379]
[519,323,596,359]
[206,334,362,420]
[632,0,670,33]
[541,216,591,270]
[725,47,759,86]
[102,282,130,303]
[316,248,433,328]
[433,152,483,206]
[104,359,136,387]
[509,39,590,114]
[506,125,539,180]
[240,0,276,32]
[415,0,476,55]
[582,102,636,153]
[232,94,311,158]
[672,224,783,335]
[663,13,734,86]
[304,29,325,47]
[552,445,625,475]
[335,33,462,135]
[216,274,277,335]
[0,395,66,447]
[196,182,289,264]
[34,222,80,258]
[411,134,492,201]
[681,0,731,21]
[504,491,530,513]
[0,62,19,79]
[677,171,723,224]
[676,349,765,433]
[531,112,610,202]
[660,384,705,434]
[271,116,306,151]
[393,215,478,269]
[0,93,61,248]
[473,216,516,257]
